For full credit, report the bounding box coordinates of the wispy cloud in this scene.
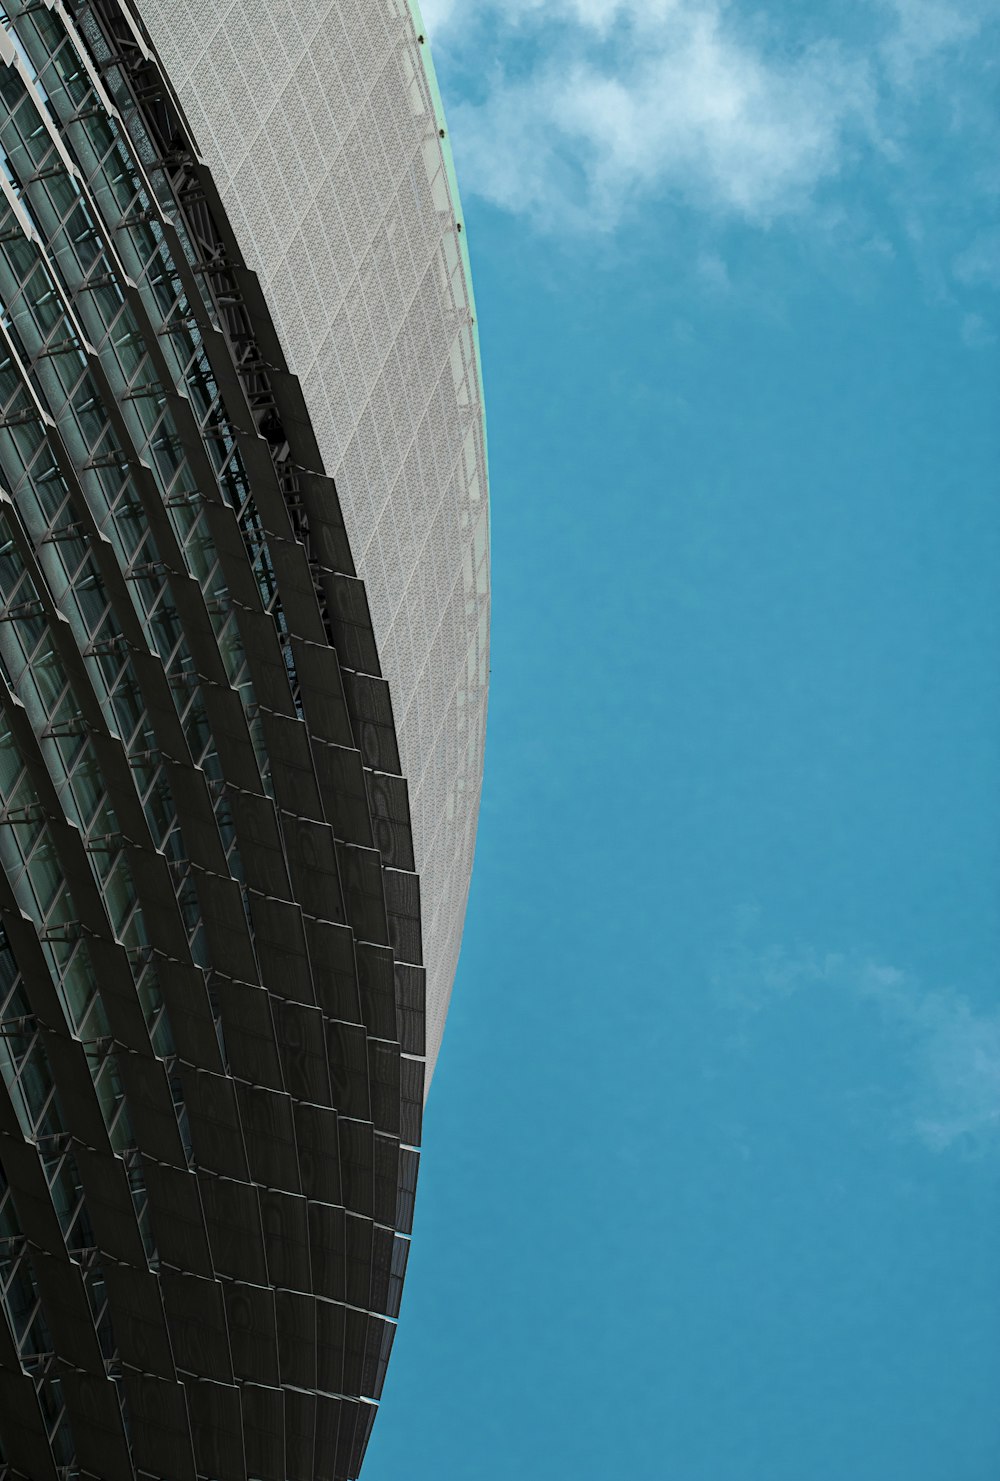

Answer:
[961,311,998,348]
[426,0,999,250]
[954,227,1000,291]
[713,938,1000,1155]
[878,0,986,82]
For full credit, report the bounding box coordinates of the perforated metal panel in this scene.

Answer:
[132,0,491,1079]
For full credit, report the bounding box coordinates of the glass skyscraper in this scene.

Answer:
[0,2,488,1475]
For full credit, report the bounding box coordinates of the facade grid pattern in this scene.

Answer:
[0,0,472,1476]
[132,0,491,1078]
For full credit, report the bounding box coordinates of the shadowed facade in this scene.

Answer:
[0,2,487,1476]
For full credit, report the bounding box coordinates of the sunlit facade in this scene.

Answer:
[0,1,488,1476]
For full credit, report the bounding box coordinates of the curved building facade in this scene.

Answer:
[0,2,488,1478]
[131,0,490,1078]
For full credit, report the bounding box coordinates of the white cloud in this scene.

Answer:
[714,940,1000,1155]
[908,995,1000,1149]
[428,0,995,236]
[855,962,1000,1152]
[446,4,875,227]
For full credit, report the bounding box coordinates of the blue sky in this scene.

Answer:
[368,3,1000,1477]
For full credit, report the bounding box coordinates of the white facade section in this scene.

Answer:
[134,0,489,1080]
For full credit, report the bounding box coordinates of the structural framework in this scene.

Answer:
[0,1,489,1476]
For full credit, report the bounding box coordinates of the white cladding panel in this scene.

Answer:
[134,0,489,1080]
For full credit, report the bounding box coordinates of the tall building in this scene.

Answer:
[0,1,488,1476]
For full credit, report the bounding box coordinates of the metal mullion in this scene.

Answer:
[62,55,322,687]
[18,161,278,859]
[1,59,82,204]
[0,508,202,1076]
